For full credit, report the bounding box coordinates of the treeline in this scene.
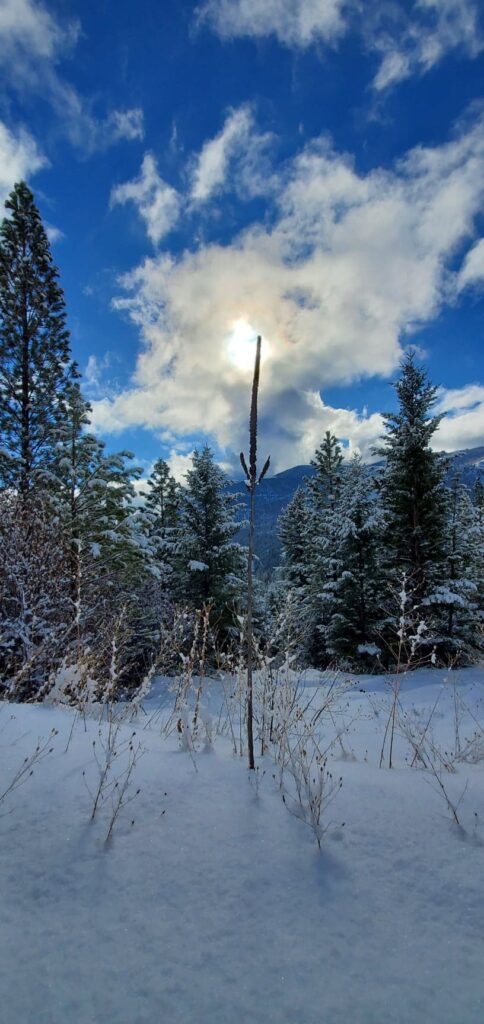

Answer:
[1,182,482,700]
[0,183,245,699]
[277,359,484,669]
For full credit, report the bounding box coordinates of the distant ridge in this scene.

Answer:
[230,446,484,571]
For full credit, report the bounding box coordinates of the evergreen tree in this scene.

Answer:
[0,182,71,498]
[473,476,484,527]
[303,431,344,665]
[52,372,156,684]
[376,353,448,657]
[279,487,311,592]
[141,458,180,590]
[309,430,343,511]
[325,455,384,667]
[472,476,484,631]
[177,446,245,635]
[427,474,482,661]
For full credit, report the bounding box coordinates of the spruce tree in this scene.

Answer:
[309,430,343,511]
[0,182,71,498]
[429,474,482,661]
[141,458,180,590]
[303,431,344,665]
[325,455,384,667]
[472,476,484,631]
[376,353,448,658]
[178,446,245,634]
[279,487,311,593]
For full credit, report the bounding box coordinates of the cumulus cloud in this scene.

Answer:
[0,0,144,153]
[167,449,197,483]
[433,384,484,451]
[199,0,483,89]
[0,119,45,201]
[92,109,484,471]
[111,155,181,245]
[190,105,273,202]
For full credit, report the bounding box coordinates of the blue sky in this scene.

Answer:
[1,0,483,478]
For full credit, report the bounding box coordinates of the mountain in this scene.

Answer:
[230,447,484,571]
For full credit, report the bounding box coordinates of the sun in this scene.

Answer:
[225,318,267,372]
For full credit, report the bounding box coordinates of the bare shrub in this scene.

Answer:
[0,727,58,812]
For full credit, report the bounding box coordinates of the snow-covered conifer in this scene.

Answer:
[325,454,384,667]
[141,458,180,591]
[309,430,343,511]
[0,182,71,498]
[279,487,311,592]
[303,432,344,666]
[375,353,448,658]
[426,474,482,661]
[177,446,245,635]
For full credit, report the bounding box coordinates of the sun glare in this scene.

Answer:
[225,319,268,372]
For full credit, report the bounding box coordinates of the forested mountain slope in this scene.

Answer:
[231,447,484,570]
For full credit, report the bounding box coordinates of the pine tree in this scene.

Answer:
[177,446,245,634]
[53,373,156,684]
[325,455,384,667]
[376,353,448,657]
[0,182,71,498]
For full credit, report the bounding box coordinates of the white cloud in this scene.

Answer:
[0,120,45,201]
[190,105,273,202]
[371,0,484,91]
[111,155,180,245]
[167,449,196,483]
[436,384,484,414]
[106,109,144,144]
[45,223,64,243]
[92,110,484,471]
[199,0,483,89]
[0,0,144,153]
[433,384,484,451]
[0,0,79,64]
[198,0,349,47]
[458,237,484,290]
[111,109,270,245]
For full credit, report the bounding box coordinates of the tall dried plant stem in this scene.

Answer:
[247,468,256,769]
[240,335,270,771]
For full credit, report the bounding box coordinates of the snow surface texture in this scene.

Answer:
[1,668,484,1024]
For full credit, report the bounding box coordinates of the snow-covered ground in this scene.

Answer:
[1,666,484,1024]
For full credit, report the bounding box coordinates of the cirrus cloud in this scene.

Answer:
[199,0,484,91]
[0,0,144,154]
